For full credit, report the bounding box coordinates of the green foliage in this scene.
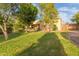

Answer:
[0,14,3,25]
[39,3,58,23]
[12,18,24,32]
[71,12,79,24]
[0,4,11,10]
[0,3,38,33]
[18,4,38,26]
[52,24,57,31]
[0,4,18,27]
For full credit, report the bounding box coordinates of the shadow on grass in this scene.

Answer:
[8,32,24,39]
[60,32,69,40]
[0,32,24,43]
[61,32,79,47]
[60,32,75,42]
[17,32,67,56]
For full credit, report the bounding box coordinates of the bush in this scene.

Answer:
[52,24,57,31]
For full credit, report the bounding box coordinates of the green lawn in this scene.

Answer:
[0,32,79,56]
[0,32,23,43]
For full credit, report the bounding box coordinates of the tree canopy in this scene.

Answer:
[0,3,38,40]
[71,12,79,24]
[0,3,18,40]
[18,4,38,26]
[39,3,58,23]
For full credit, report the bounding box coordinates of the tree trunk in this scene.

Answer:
[0,14,9,40]
[0,25,8,40]
[3,20,8,40]
[3,31,8,40]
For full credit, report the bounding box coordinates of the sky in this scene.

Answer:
[54,3,79,23]
[33,3,79,23]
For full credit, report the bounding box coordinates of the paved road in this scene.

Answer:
[68,31,79,47]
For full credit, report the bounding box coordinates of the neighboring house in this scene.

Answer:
[31,20,42,31]
[62,23,79,31]
[32,18,63,32]
[54,18,63,31]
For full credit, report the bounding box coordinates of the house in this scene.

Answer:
[30,20,42,31]
[31,18,63,32]
[61,23,79,31]
[54,18,63,31]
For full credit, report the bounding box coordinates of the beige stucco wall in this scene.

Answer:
[54,19,63,31]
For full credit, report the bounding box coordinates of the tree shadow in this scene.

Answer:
[61,32,79,47]
[0,32,25,43]
[8,32,24,40]
[60,32,69,40]
[17,32,67,56]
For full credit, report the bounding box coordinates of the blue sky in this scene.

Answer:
[33,3,79,23]
[54,3,79,23]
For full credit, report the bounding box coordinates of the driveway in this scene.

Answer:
[68,31,79,47]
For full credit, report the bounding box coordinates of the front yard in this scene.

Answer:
[0,32,79,56]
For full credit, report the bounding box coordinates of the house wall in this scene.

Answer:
[61,24,79,31]
[54,19,63,31]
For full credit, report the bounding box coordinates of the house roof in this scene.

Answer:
[33,20,40,24]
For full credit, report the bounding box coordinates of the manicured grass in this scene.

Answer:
[0,32,79,56]
[0,32,23,43]
[0,35,4,43]
[18,32,66,56]
[56,32,79,56]
[0,32,45,56]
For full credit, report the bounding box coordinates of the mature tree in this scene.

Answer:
[11,16,24,32]
[39,3,58,23]
[18,4,38,29]
[0,3,38,40]
[71,12,79,24]
[0,4,18,40]
[39,3,58,31]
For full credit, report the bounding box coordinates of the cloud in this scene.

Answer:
[58,7,69,12]
[59,12,71,23]
[58,7,79,13]
[58,6,79,23]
